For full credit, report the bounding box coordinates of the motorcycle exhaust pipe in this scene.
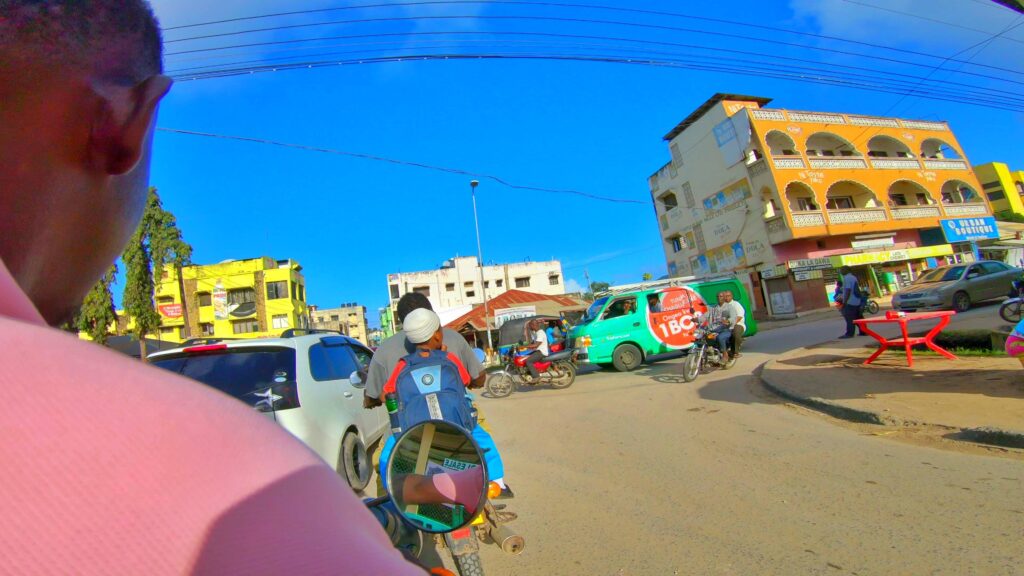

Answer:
[489,524,525,555]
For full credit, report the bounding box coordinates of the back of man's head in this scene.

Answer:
[0,0,171,326]
[397,292,433,324]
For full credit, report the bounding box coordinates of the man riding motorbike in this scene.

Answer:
[520,319,550,382]
[706,291,745,366]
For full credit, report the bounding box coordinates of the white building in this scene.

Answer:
[310,303,369,345]
[386,256,564,318]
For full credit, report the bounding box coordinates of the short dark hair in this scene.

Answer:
[0,0,163,83]
[397,292,432,323]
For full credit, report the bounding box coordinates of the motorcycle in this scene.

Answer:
[368,420,524,575]
[486,315,577,399]
[999,279,1024,323]
[680,321,739,382]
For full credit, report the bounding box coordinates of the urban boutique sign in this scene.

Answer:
[940,217,999,243]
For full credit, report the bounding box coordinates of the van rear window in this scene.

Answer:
[151,347,297,402]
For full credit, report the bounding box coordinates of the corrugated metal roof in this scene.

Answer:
[445,290,585,331]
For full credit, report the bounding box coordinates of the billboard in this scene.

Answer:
[940,217,999,243]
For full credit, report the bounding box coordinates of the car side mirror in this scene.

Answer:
[385,420,488,533]
[349,370,364,387]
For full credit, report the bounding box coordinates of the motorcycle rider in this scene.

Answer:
[0,2,420,572]
[365,293,513,498]
[706,291,743,366]
[719,290,746,358]
[521,319,550,382]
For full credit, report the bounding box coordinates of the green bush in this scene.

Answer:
[912,329,993,352]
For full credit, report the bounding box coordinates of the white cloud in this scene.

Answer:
[564,278,586,293]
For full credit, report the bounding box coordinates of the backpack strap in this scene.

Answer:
[382,358,408,396]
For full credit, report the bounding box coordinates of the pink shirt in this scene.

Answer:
[0,260,421,574]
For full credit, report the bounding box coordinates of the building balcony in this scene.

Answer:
[826,207,888,224]
[772,156,806,169]
[792,210,826,227]
[942,203,989,216]
[923,159,969,170]
[891,205,942,219]
[808,157,868,169]
[869,158,921,170]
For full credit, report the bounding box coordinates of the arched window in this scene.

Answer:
[867,135,913,159]
[765,131,798,156]
[826,181,879,209]
[921,138,962,160]
[785,182,819,212]
[806,132,862,157]
[940,180,981,204]
[888,180,934,206]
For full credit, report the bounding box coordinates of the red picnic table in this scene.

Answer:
[854,310,958,368]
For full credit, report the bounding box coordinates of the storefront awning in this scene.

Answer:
[830,244,953,267]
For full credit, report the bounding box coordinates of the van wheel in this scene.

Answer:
[340,432,370,492]
[612,344,642,372]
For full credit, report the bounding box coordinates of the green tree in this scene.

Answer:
[122,188,192,360]
[590,281,610,294]
[75,265,118,344]
[642,272,653,281]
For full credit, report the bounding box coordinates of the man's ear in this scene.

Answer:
[91,75,173,175]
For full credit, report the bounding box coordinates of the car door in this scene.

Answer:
[348,343,387,439]
[981,262,1015,299]
[306,340,367,447]
[962,264,990,301]
[598,295,640,345]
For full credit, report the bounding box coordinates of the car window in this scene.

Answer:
[602,297,637,319]
[150,347,297,406]
[351,345,373,370]
[980,262,1008,274]
[915,266,965,283]
[966,265,987,277]
[308,343,359,381]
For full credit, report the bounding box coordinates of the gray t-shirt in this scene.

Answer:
[364,327,484,400]
[842,273,862,306]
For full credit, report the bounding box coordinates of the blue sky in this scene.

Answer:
[144,0,1024,326]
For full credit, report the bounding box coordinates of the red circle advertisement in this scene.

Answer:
[647,287,709,349]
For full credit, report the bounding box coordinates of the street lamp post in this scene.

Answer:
[470,180,493,353]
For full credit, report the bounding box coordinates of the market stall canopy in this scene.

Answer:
[445,289,586,332]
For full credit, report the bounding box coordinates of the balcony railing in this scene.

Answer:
[773,156,806,169]
[891,205,942,219]
[870,158,921,170]
[766,216,787,235]
[747,158,769,177]
[922,159,969,170]
[826,208,888,224]
[792,211,826,227]
[808,157,868,169]
[751,109,786,121]
[943,203,990,216]
[748,109,950,131]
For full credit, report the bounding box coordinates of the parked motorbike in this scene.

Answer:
[999,279,1024,323]
[368,420,524,575]
[680,321,739,382]
[486,315,577,398]
[863,299,880,315]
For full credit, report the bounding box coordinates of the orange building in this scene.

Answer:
[649,94,992,318]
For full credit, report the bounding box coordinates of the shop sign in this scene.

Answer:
[493,306,536,328]
[832,245,953,267]
[851,237,895,250]
[158,303,183,318]
[793,270,823,282]
[759,264,788,279]
[787,257,833,272]
[940,217,999,243]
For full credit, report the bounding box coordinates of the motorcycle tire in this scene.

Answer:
[681,351,701,382]
[485,372,515,399]
[1000,300,1023,323]
[453,552,485,576]
[865,300,879,315]
[549,361,576,389]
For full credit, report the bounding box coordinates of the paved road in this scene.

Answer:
[474,304,1023,575]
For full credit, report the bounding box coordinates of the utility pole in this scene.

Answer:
[584,268,593,301]
[470,180,493,353]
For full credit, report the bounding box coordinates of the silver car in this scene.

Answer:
[149,330,387,491]
[891,260,1020,312]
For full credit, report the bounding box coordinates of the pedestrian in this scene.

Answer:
[838,266,864,339]
[0,2,420,572]
[647,293,663,313]
[365,292,513,497]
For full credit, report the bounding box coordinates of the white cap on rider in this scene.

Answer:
[404,308,441,344]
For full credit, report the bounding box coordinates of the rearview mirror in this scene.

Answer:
[385,420,487,533]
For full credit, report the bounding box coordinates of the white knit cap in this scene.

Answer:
[404,308,441,344]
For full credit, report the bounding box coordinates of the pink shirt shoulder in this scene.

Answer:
[0,263,419,574]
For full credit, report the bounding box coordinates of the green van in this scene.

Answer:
[568,277,757,371]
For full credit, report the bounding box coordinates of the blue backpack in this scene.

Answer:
[384,349,475,434]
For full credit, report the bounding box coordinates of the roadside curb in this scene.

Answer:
[759,358,1024,450]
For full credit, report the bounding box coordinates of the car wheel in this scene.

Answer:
[340,431,370,492]
[612,343,642,372]
[952,291,971,313]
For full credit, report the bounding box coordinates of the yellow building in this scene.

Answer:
[974,162,1024,219]
[151,257,309,343]
[650,94,993,317]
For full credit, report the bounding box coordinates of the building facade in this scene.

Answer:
[151,257,309,342]
[650,93,993,318]
[974,162,1024,219]
[386,256,565,322]
[310,303,369,345]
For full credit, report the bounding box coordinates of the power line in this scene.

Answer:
[839,0,1024,44]
[154,127,648,205]
[163,11,1024,78]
